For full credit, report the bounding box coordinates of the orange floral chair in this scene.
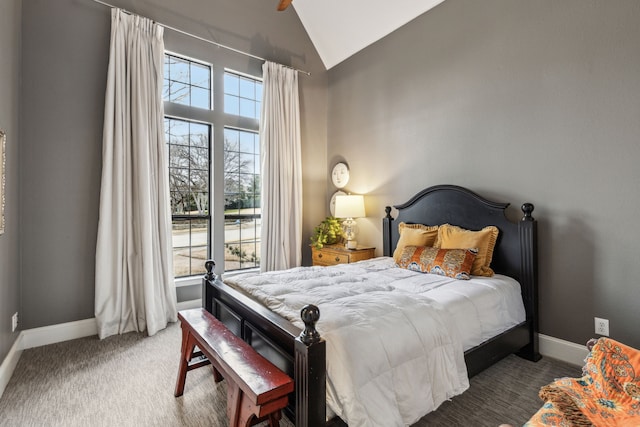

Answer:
[523,338,640,427]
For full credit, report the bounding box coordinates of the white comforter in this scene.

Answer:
[223,257,523,427]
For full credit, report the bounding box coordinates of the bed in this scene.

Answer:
[202,184,541,426]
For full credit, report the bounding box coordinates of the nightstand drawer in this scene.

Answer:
[312,249,348,266]
[311,245,375,266]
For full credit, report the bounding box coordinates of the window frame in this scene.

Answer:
[163,52,263,283]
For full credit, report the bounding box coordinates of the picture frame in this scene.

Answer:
[0,129,5,235]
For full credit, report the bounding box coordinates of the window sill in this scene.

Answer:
[174,276,201,288]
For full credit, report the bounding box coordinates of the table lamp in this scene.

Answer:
[334,194,365,249]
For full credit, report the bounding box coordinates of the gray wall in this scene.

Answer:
[0,0,22,364]
[19,0,327,329]
[327,0,640,348]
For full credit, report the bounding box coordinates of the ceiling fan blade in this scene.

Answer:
[277,0,293,11]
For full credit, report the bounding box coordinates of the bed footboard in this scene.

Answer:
[202,260,328,427]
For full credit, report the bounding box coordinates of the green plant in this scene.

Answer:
[310,216,343,249]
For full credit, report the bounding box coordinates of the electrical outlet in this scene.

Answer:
[594,317,609,336]
[11,312,18,332]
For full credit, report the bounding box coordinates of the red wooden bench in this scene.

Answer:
[175,308,294,427]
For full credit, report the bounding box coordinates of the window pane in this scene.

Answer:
[239,132,255,153]
[164,54,212,111]
[191,86,211,110]
[172,219,191,277]
[240,154,254,175]
[170,57,190,84]
[224,216,260,270]
[169,145,189,168]
[251,177,261,198]
[240,98,256,119]
[191,86,210,110]
[172,219,209,277]
[190,123,208,147]
[164,55,170,81]
[170,170,190,216]
[190,245,208,276]
[169,82,190,105]
[255,84,263,102]
[224,128,239,148]
[241,219,260,268]
[191,219,208,247]
[224,148,240,172]
[191,193,209,215]
[239,77,255,98]
[224,94,239,115]
[169,167,189,191]
[225,71,261,120]
[191,63,210,89]
[190,169,208,193]
[171,191,185,215]
[167,119,189,144]
[254,154,260,174]
[190,147,208,170]
[224,73,239,96]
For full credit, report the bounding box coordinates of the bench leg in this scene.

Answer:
[212,365,224,383]
[267,411,282,427]
[227,381,244,427]
[174,324,196,397]
[227,382,270,427]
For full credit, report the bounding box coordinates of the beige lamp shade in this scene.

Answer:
[334,194,365,219]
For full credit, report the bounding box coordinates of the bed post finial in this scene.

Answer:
[385,206,392,218]
[204,259,216,280]
[295,304,326,426]
[299,304,321,345]
[521,203,534,221]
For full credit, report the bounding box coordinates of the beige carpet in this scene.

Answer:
[0,322,581,427]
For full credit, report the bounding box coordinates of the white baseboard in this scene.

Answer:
[177,299,201,310]
[539,333,589,367]
[20,300,200,350]
[21,318,98,350]
[0,334,23,399]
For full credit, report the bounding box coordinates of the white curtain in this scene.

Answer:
[260,62,303,272]
[95,9,177,339]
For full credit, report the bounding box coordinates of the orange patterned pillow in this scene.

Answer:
[434,224,499,277]
[392,222,439,263]
[397,246,478,280]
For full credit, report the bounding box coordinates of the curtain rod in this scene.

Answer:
[90,0,311,76]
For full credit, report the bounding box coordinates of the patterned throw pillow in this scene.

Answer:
[397,246,478,280]
[434,224,499,277]
[392,222,439,263]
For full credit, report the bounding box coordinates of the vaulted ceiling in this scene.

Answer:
[291,0,447,69]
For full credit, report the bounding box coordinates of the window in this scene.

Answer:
[165,117,210,277]
[164,54,211,109]
[163,54,262,278]
[223,127,260,270]
[224,71,262,119]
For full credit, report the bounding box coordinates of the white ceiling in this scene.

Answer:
[292,0,447,69]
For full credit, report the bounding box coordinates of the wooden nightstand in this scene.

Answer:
[311,244,376,266]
